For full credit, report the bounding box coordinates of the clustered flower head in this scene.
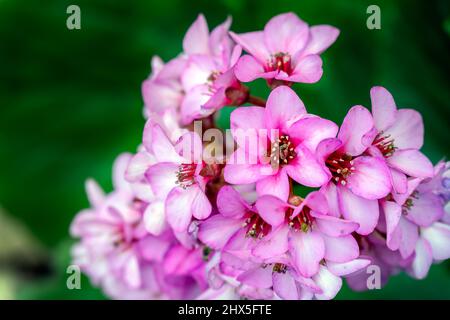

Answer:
[71,12,450,300]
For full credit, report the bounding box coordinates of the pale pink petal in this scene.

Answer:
[145,162,178,199]
[273,271,299,300]
[123,255,141,288]
[326,259,371,277]
[405,193,444,227]
[411,238,433,279]
[252,225,289,259]
[263,12,309,54]
[390,167,407,194]
[265,86,306,132]
[320,182,340,217]
[285,145,330,187]
[289,230,325,277]
[234,54,269,82]
[192,189,212,220]
[287,116,338,151]
[338,105,374,156]
[113,153,132,190]
[198,215,242,250]
[147,123,183,163]
[125,151,155,182]
[370,86,397,131]
[421,222,450,260]
[312,213,359,237]
[338,186,379,235]
[382,200,402,250]
[143,201,166,236]
[384,109,424,149]
[217,185,250,218]
[256,169,290,202]
[229,31,269,63]
[302,25,340,55]
[183,14,210,55]
[237,266,273,288]
[224,162,265,185]
[322,234,359,263]
[387,149,434,178]
[347,156,391,200]
[166,187,197,231]
[397,217,419,259]
[313,265,342,300]
[287,54,323,83]
[85,179,105,208]
[180,84,212,125]
[255,195,289,227]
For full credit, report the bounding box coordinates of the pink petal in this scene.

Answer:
[313,265,342,300]
[229,31,269,63]
[234,55,267,82]
[273,271,299,300]
[123,255,141,288]
[397,217,419,259]
[217,185,250,219]
[287,54,323,83]
[255,195,289,227]
[148,123,183,163]
[381,200,402,250]
[338,105,375,156]
[145,162,178,199]
[326,259,371,277]
[347,156,391,200]
[320,182,340,217]
[390,167,407,194]
[322,234,359,263]
[338,186,379,235]
[421,222,450,260]
[165,187,197,231]
[289,230,325,277]
[406,193,444,227]
[183,14,210,55]
[287,116,338,151]
[302,25,340,55]
[113,153,132,190]
[237,266,274,288]
[180,84,212,125]
[198,215,242,250]
[265,86,306,132]
[263,12,309,54]
[384,109,424,149]
[387,149,434,178]
[85,179,105,208]
[252,225,289,259]
[370,86,397,131]
[224,162,265,185]
[125,151,154,182]
[285,145,330,187]
[143,201,166,236]
[256,169,290,202]
[223,229,257,260]
[191,188,212,220]
[313,213,359,237]
[411,238,433,279]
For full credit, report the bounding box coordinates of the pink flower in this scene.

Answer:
[142,56,187,119]
[318,106,391,235]
[224,86,337,201]
[180,15,245,124]
[230,12,339,87]
[366,86,434,193]
[143,122,216,232]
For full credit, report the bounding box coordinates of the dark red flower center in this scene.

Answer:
[326,152,355,186]
[270,135,297,167]
[243,211,271,239]
[176,163,197,189]
[373,132,396,157]
[285,203,315,233]
[266,53,293,75]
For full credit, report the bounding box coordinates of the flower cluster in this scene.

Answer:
[71,13,450,300]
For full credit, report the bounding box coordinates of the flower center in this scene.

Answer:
[243,211,271,239]
[267,53,292,75]
[373,132,396,157]
[326,152,355,186]
[270,135,296,167]
[272,263,288,273]
[402,191,418,215]
[286,205,314,233]
[176,163,197,189]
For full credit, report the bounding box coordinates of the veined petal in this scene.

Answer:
[289,230,325,277]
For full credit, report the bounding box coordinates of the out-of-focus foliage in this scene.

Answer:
[0,0,449,299]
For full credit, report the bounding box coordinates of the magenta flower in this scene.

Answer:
[143,122,215,232]
[366,86,434,193]
[318,106,391,235]
[230,12,339,87]
[224,86,337,201]
[180,15,245,124]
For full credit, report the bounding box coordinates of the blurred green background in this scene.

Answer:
[0,0,449,299]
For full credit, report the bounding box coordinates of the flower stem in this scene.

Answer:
[248,95,266,107]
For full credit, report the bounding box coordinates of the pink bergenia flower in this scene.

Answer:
[380,162,450,279]
[142,56,187,119]
[230,12,339,87]
[366,86,434,193]
[224,86,337,201]
[143,122,216,232]
[180,15,244,124]
[70,154,206,299]
[318,106,391,235]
